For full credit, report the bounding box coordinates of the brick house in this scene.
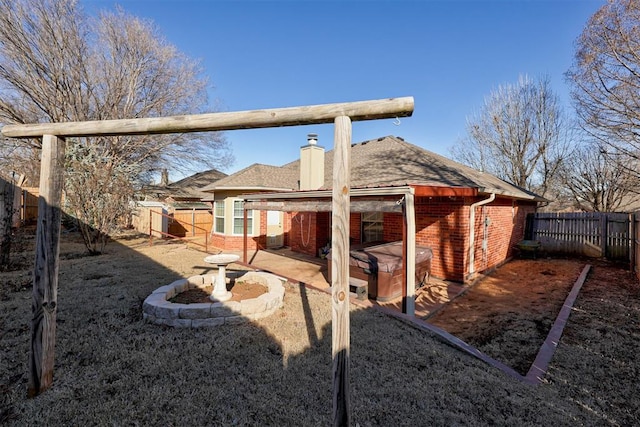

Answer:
[201,135,544,283]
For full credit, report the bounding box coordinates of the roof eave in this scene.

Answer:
[201,186,295,193]
[478,187,547,203]
[241,186,414,201]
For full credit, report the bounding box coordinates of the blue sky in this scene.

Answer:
[83,0,604,178]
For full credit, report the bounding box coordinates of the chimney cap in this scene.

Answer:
[307,133,318,145]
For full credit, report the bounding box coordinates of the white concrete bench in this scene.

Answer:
[349,277,368,300]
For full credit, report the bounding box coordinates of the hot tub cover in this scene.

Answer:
[330,241,433,273]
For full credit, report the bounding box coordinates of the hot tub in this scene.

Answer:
[328,241,433,302]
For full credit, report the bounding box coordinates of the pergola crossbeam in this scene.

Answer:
[1,97,414,138]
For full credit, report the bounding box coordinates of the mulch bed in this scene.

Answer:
[169,281,268,303]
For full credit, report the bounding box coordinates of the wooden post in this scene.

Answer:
[600,214,608,258]
[192,208,196,237]
[331,115,351,426]
[149,209,153,246]
[404,191,416,315]
[243,208,248,263]
[28,134,66,397]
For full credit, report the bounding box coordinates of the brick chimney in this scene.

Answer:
[160,169,169,186]
[299,133,325,191]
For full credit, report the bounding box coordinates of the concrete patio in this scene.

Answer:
[233,246,467,319]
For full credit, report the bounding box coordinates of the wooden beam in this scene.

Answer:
[2,97,414,138]
[243,199,402,213]
[331,116,351,426]
[28,135,66,397]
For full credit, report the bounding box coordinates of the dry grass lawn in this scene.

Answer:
[1,227,639,425]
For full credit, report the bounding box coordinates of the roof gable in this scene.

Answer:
[142,168,227,200]
[201,135,544,201]
[200,163,298,192]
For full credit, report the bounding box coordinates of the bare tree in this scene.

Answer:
[558,142,640,212]
[450,75,573,197]
[566,0,640,179]
[0,0,233,252]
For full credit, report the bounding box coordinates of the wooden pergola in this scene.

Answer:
[1,97,414,426]
[239,185,478,314]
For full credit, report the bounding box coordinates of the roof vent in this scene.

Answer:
[307,133,318,145]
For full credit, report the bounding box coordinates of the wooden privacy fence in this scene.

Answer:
[634,211,640,280]
[21,187,40,224]
[147,209,213,253]
[168,209,212,237]
[526,212,633,261]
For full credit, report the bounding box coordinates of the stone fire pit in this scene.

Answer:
[143,271,285,328]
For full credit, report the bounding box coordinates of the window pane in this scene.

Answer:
[214,201,225,233]
[362,212,383,243]
[215,201,225,216]
[232,200,252,235]
[233,200,244,217]
[215,217,225,233]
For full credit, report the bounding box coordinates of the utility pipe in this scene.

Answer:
[468,193,495,278]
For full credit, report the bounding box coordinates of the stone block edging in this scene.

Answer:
[143,271,285,328]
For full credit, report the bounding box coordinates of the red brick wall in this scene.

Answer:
[350,213,362,244]
[379,198,468,281]
[282,212,292,247]
[289,212,319,256]
[469,198,536,278]
[316,211,331,249]
[415,197,468,281]
[274,196,536,284]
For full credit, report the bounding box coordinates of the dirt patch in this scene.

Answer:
[427,258,587,374]
[169,281,268,304]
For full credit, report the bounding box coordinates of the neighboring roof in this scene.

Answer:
[200,163,299,192]
[201,135,545,202]
[144,168,227,200]
[135,201,164,207]
[170,201,211,210]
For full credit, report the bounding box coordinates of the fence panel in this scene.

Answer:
[528,212,631,261]
[170,210,212,237]
[634,212,640,280]
[21,187,39,224]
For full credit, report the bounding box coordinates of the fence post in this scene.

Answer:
[149,209,153,246]
[524,213,534,240]
[600,214,608,258]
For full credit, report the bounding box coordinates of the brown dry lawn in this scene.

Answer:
[1,227,639,425]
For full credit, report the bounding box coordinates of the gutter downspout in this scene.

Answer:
[468,193,495,279]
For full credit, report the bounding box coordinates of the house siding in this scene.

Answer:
[210,210,267,251]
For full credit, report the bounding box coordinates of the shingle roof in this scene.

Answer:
[200,163,299,192]
[200,135,544,201]
[142,168,227,200]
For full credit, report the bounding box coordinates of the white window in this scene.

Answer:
[213,201,225,234]
[233,200,253,235]
[362,212,383,243]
